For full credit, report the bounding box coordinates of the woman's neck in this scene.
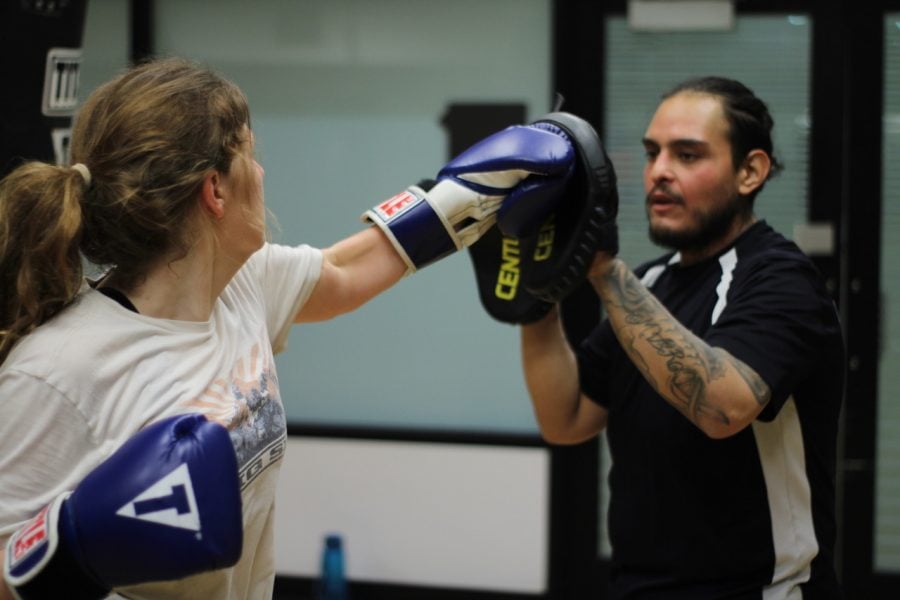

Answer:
[110,237,244,321]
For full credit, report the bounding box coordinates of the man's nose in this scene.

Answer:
[647,152,673,183]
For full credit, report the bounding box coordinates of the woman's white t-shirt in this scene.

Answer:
[0,242,322,599]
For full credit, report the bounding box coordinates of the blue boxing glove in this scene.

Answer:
[4,414,242,600]
[362,124,574,273]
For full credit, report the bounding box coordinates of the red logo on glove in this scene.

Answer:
[375,191,420,221]
[11,505,50,562]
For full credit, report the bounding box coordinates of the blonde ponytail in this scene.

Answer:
[0,162,86,363]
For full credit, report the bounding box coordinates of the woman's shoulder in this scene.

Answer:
[2,287,145,380]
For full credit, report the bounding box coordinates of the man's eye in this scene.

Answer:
[679,152,698,162]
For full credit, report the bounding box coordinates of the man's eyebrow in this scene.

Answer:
[642,137,710,149]
[671,138,709,148]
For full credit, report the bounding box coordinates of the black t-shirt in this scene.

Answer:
[578,221,844,599]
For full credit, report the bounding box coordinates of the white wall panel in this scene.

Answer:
[274,437,550,592]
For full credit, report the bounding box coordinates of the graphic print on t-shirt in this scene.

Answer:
[180,342,287,490]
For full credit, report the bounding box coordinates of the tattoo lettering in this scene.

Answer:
[602,262,730,426]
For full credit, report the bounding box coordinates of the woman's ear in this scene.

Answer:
[199,171,225,219]
[738,149,772,196]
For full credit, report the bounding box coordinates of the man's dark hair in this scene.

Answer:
[663,76,783,202]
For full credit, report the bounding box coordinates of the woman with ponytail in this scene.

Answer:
[0,57,412,600]
[0,54,572,599]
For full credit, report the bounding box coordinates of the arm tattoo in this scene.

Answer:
[602,262,730,426]
[729,356,772,407]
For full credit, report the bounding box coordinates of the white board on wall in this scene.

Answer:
[274,437,550,593]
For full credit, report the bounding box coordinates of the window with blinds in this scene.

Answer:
[875,12,900,575]
[600,13,812,558]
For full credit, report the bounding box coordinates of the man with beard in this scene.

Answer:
[520,77,844,599]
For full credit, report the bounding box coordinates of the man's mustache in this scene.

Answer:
[646,184,684,206]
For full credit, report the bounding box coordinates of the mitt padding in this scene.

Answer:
[519,111,619,304]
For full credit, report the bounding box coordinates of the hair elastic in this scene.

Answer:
[71,163,92,188]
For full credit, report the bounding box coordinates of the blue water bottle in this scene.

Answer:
[317,533,348,600]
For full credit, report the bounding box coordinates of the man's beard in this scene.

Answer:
[647,189,748,254]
